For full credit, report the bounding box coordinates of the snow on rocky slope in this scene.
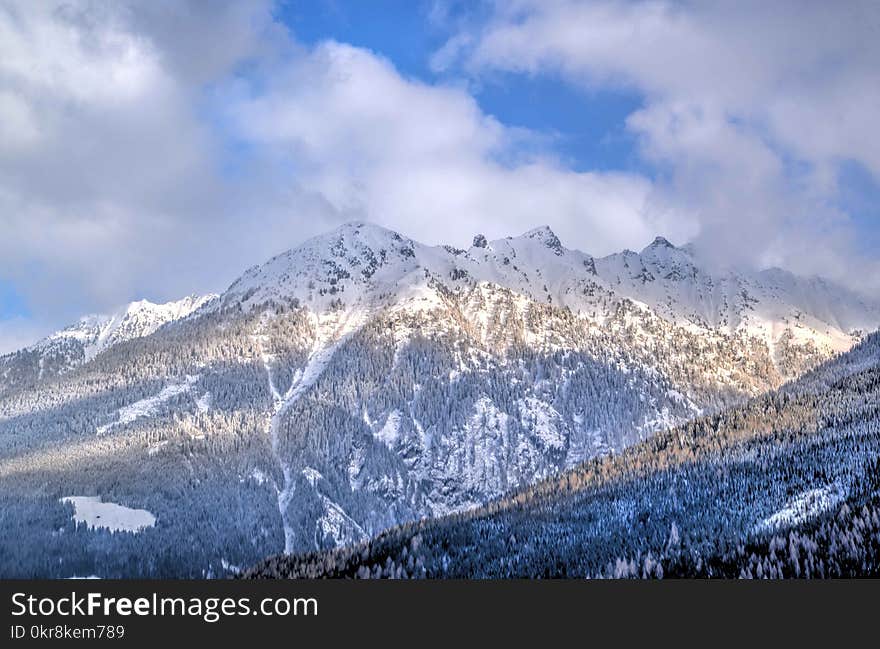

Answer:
[8,222,870,389]
[595,236,875,355]
[224,222,877,379]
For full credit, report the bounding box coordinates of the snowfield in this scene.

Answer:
[96,375,200,434]
[756,484,846,532]
[60,496,156,533]
[375,409,403,447]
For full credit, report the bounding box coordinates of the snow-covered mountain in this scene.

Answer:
[225,222,876,383]
[0,294,216,391]
[0,221,877,578]
[43,294,218,359]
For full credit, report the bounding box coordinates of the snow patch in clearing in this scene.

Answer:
[97,375,199,434]
[246,468,268,485]
[195,391,212,413]
[757,484,846,533]
[61,496,156,533]
[374,410,402,447]
[302,467,323,487]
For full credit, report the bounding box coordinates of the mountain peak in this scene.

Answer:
[225,220,423,310]
[640,236,694,259]
[303,221,417,254]
[648,236,675,249]
[5,293,217,371]
[122,294,216,320]
[332,220,393,234]
[521,224,558,239]
[520,225,564,255]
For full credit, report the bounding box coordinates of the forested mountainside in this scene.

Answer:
[1,222,878,578]
[246,332,880,579]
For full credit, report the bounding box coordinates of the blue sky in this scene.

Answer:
[1,0,879,352]
[0,283,28,321]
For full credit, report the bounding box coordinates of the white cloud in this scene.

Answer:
[230,41,684,252]
[0,1,310,330]
[447,0,880,285]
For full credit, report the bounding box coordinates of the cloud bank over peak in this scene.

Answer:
[228,39,683,253]
[440,0,880,282]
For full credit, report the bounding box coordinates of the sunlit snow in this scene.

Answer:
[96,375,200,434]
[756,484,846,532]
